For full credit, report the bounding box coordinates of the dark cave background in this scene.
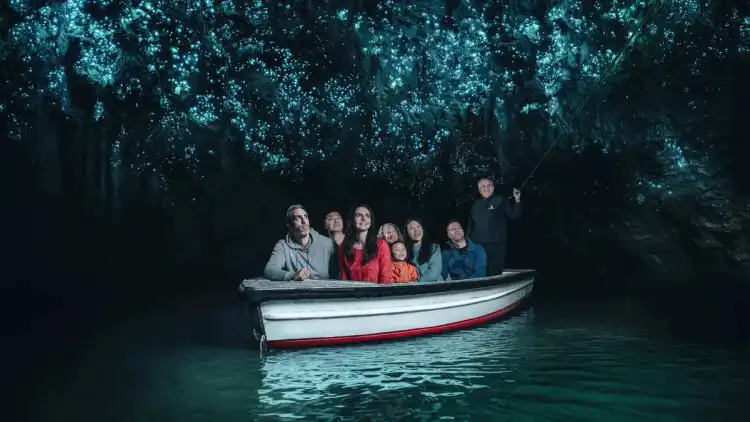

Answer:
[1,0,749,329]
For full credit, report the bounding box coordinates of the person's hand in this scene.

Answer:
[512,188,521,202]
[292,268,311,281]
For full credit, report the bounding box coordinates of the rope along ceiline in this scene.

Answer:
[518,0,665,189]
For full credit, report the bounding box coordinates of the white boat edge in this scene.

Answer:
[240,270,535,349]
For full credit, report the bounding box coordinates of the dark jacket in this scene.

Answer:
[328,244,341,279]
[441,238,487,280]
[467,195,522,244]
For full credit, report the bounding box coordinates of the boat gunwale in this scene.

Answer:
[239,269,535,303]
[262,280,533,320]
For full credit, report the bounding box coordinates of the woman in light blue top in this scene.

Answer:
[404,219,443,282]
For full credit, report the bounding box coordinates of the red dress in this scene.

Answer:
[339,239,393,283]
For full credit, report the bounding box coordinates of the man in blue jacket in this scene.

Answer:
[467,177,521,275]
[442,220,487,280]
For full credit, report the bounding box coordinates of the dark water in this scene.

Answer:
[16,295,750,421]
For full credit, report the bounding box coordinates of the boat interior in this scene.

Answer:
[238,269,536,302]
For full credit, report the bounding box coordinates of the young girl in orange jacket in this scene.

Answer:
[389,241,418,283]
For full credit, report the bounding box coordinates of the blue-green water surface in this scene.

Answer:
[21,296,750,421]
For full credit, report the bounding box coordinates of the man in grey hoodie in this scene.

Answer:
[264,205,337,281]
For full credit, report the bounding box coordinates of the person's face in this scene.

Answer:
[391,243,408,261]
[446,222,464,242]
[478,178,494,198]
[382,224,399,243]
[325,212,343,232]
[289,208,310,236]
[354,207,372,232]
[406,220,423,242]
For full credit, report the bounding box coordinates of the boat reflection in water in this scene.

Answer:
[256,307,536,420]
[25,296,750,421]
[256,299,750,421]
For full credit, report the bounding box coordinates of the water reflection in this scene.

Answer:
[22,298,750,422]
[258,309,535,420]
[257,304,748,421]
[267,312,528,388]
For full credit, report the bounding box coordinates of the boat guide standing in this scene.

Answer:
[263,204,337,281]
[467,177,522,276]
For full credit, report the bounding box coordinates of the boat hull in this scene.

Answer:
[240,270,535,349]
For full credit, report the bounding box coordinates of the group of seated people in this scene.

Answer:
[264,178,523,283]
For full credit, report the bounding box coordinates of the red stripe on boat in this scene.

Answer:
[267,297,525,349]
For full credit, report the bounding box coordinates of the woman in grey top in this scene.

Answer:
[404,219,443,282]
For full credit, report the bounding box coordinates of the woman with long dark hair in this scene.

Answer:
[339,205,392,283]
[404,218,443,282]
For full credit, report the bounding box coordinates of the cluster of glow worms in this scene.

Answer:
[2,0,741,201]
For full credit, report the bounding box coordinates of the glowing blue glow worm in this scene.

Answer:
[3,0,720,195]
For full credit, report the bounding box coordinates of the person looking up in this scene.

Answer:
[404,218,443,282]
[323,210,345,279]
[324,211,345,245]
[378,223,404,245]
[467,177,521,275]
[390,241,418,283]
[264,205,336,281]
[339,205,392,283]
[442,220,487,281]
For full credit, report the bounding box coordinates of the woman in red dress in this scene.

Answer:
[339,205,392,283]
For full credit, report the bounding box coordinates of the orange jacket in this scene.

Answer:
[390,261,418,283]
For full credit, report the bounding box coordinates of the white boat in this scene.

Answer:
[238,270,535,350]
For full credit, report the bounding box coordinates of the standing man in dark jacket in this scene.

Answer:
[467,177,522,275]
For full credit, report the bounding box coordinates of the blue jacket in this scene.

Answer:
[441,238,487,280]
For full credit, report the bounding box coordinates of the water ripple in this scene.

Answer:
[22,299,750,422]
[257,307,749,421]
